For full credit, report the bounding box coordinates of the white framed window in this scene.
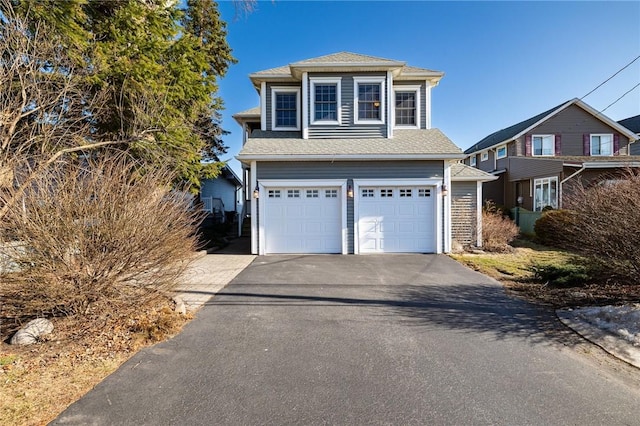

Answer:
[325,189,338,198]
[361,189,375,198]
[481,151,489,162]
[287,189,300,198]
[590,133,613,156]
[533,177,558,212]
[418,188,431,197]
[271,86,300,131]
[496,145,507,159]
[268,190,281,198]
[306,189,319,198]
[354,76,385,124]
[380,189,393,197]
[310,77,341,125]
[470,156,477,167]
[393,85,420,128]
[532,135,555,156]
[399,188,412,197]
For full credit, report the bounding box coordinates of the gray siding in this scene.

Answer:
[520,104,631,156]
[258,160,444,254]
[307,72,386,138]
[266,82,301,132]
[257,160,443,180]
[451,181,477,246]
[506,157,563,182]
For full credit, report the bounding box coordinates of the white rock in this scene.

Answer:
[10,318,54,345]
[173,296,187,315]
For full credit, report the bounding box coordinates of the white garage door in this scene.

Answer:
[263,187,342,254]
[358,186,435,253]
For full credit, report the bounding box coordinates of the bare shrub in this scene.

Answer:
[481,202,519,252]
[560,171,640,285]
[0,157,204,338]
[534,209,578,249]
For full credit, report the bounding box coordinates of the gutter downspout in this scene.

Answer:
[559,165,586,209]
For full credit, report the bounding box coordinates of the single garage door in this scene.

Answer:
[358,186,435,253]
[264,187,342,254]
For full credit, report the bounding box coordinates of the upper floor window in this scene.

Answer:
[470,156,477,167]
[394,85,420,128]
[533,135,555,156]
[271,87,300,131]
[311,77,341,125]
[481,151,488,162]
[590,134,613,156]
[354,77,385,124]
[496,145,507,159]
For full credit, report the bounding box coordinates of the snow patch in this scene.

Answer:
[572,304,640,346]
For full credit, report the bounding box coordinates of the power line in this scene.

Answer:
[600,82,640,113]
[581,55,640,100]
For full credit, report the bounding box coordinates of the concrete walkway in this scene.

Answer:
[174,237,255,311]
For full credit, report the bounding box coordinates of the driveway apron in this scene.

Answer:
[53,255,640,425]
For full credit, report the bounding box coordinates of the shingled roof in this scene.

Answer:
[450,163,497,181]
[619,115,640,135]
[236,129,463,161]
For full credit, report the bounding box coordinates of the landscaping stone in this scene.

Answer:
[10,318,54,345]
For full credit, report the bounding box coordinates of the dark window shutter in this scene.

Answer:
[583,134,590,155]
[613,134,620,155]
[525,135,532,156]
[555,134,562,156]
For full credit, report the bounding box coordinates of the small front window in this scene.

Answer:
[470,156,477,167]
[325,189,338,198]
[418,188,431,197]
[380,189,393,198]
[354,77,385,124]
[287,189,300,198]
[533,135,554,156]
[400,189,412,197]
[314,84,337,122]
[271,87,300,131]
[361,189,375,198]
[306,189,319,198]
[533,177,558,211]
[496,145,507,159]
[481,152,489,162]
[395,91,416,126]
[591,134,613,156]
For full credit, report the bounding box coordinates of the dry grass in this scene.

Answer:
[0,299,191,426]
[451,239,640,307]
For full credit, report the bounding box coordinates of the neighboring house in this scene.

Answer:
[464,98,639,212]
[618,115,640,155]
[199,164,242,223]
[234,52,495,255]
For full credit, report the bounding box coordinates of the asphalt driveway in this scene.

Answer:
[54,255,640,425]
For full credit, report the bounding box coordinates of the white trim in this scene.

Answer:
[476,181,483,247]
[352,178,443,255]
[271,86,301,131]
[531,134,555,157]
[481,151,489,162]
[302,72,309,139]
[424,82,432,129]
[353,76,386,125]
[496,144,507,160]
[260,82,266,131]
[309,77,342,126]
[590,133,614,156]
[470,155,477,167]
[258,179,348,255]
[443,162,452,253]
[392,84,421,130]
[387,71,394,138]
[250,161,258,254]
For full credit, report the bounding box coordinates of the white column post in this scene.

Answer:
[260,82,266,131]
[476,181,483,247]
[302,72,309,139]
[250,161,258,254]
[387,71,393,139]
[425,82,432,129]
[443,162,452,253]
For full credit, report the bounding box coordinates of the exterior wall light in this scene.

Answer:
[441,184,448,197]
[347,185,354,198]
[252,185,259,199]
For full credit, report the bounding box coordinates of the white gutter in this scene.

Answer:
[236,153,466,162]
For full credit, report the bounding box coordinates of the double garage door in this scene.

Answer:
[262,184,436,254]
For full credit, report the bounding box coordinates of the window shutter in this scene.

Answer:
[613,134,620,156]
[525,135,532,156]
[583,134,590,155]
[554,134,562,156]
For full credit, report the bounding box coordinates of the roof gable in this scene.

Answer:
[290,51,403,65]
[465,98,638,155]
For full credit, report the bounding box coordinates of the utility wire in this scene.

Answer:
[581,55,640,100]
[600,82,640,113]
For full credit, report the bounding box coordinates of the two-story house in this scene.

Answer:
[464,98,639,212]
[234,52,495,255]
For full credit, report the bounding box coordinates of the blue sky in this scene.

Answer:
[215,1,640,174]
